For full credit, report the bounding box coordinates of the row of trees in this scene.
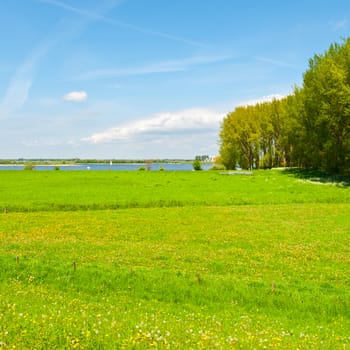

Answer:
[220,38,350,175]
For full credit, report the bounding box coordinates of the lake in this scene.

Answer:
[0,163,213,171]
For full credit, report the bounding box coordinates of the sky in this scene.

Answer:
[1,0,350,159]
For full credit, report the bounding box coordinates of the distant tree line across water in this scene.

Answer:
[219,38,350,175]
[0,159,197,165]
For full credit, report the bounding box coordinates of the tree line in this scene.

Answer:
[219,38,350,175]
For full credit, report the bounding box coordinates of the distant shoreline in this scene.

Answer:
[0,159,211,166]
[0,162,214,171]
[0,164,74,167]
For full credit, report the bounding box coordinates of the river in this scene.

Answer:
[0,163,213,171]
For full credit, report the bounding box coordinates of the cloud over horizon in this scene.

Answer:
[63,91,88,102]
[82,108,225,144]
[237,94,287,107]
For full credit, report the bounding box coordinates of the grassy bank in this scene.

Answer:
[0,169,350,348]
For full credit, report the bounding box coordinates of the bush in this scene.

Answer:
[209,164,226,171]
[23,163,35,171]
[192,159,202,171]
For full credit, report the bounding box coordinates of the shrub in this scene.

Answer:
[209,164,226,171]
[24,163,35,171]
[192,159,202,171]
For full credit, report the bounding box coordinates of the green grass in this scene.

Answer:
[0,169,350,348]
[0,169,349,212]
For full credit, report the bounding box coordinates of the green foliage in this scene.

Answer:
[301,40,350,174]
[209,163,226,171]
[23,163,35,171]
[219,100,292,170]
[192,159,202,171]
[219,38,350,175]
[195,155,209,161]
[219,116,240,169]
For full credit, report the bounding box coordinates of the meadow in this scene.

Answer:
[0,169,350,348]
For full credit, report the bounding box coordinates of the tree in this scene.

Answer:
[220,100,290,170]
[220,106,261,170]
[219,38,350,175]
[219,113,239,169]
[301,39,350,174]
[278,91,305,168]
[192,159,202,171]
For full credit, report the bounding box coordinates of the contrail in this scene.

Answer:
[38,0,208,48]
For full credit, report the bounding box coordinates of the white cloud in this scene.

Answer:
[0,78,33,119]
[0,41,53,119]
[82,108,225,144]
[238,94,287,107]
[329,19,348,30]
[63,91,88,102]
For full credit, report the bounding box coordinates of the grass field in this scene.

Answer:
[0,169,350,348]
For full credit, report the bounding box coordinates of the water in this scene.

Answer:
[0,163,213,171]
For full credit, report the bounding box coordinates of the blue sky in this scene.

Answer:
[0,0,349,159]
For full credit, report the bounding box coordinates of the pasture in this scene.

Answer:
[0,169,349,348]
